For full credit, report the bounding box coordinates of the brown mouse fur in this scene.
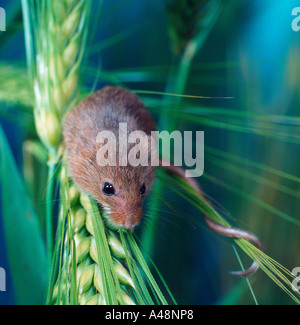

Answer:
[63,86,262,276]
[63,86,156,229]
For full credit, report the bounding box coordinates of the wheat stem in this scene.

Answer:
[45,159,56,272]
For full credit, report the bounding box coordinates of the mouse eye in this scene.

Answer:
[102,182,115,196]
[139,184,146,195]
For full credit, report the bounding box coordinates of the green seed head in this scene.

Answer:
[72,208,86,233]
[113,261,135,289]
[76,236,91,263]
[85,294,103,305]
[108,234,126,259]
[79,264,95,295]
[62,9,81,38]
[93,264,104,297]
[69,184,80,205]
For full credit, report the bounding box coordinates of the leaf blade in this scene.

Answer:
[0,125,47,305]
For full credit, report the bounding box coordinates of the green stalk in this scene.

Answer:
[141,0,223,258]
[232,244,258,305]
[45,157,56,272]
[23,0,92,302]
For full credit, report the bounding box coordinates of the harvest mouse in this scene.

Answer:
[63,86,263,276]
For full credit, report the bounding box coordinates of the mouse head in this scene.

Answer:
[95,136,156,229]
[93,164,155,230]
[66,136,157,230]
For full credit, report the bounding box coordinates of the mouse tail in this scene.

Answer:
[159,159,263,277]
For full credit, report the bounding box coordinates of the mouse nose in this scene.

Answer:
[122,206,143,230]
[123,221,135,230]
[109,205,143,230]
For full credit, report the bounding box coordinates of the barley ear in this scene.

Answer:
[50,164,137,305]
[31,0,89,153]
